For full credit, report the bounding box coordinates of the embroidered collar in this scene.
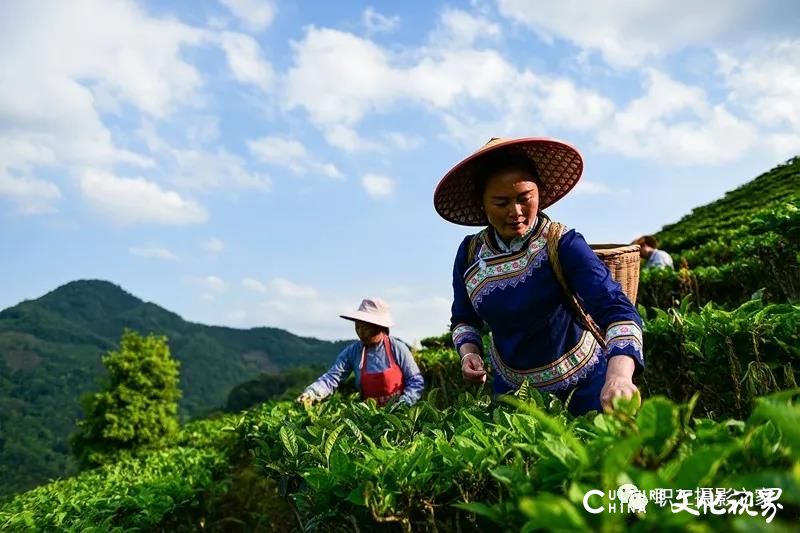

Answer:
[491,216,541,253]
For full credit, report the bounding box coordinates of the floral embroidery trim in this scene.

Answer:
[487,330,601,392]
[605,321,643,359]
[452,323,482,348]
[464,220,554,304]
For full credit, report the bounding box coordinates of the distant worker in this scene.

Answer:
[633,236,674,269]
[296,298,424,407]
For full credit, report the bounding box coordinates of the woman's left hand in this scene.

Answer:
[600,374,640,413]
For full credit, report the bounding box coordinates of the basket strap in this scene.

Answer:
[466,233,480,270]
[547,221,608,351]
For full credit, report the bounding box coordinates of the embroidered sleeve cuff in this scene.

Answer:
[605,321,644,376]
[452,323,482,351]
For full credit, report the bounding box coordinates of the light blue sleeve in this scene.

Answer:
[304,345,354,400]
[648,250,674,269]
[392,338,425,405]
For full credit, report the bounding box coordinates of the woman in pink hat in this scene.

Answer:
[296,298,424,407]
[434,138,644,415]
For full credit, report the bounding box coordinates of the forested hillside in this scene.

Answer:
[0,280,349,497]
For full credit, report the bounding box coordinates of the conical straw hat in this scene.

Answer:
[434,137,583,226]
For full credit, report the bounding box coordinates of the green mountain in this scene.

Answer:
[0,279,350,498]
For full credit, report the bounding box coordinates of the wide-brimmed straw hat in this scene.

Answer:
[434,137,584,226]
[340,298,394,328]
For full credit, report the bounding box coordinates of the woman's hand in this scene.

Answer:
[461,353,487,384]
[600,375,640,413]
[601,356,640,412]
[296,392,315,406]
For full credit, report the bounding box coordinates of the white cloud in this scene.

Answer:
[596,70,758,165]
[217,31,274,88]
[389,296,453,344]
[361,174,395,198]
[0,0,212,223]
[242,277,268,293]
[431,8,500,48]
[242,277,318,298]
[219,0,276,32]
[191,274,227,302]
[1,1,205,118]
[496,0,795,68]
[232,277,452,342]
[362,7,400,34]
[136,123,271,192]
[0,171,61,214]
[285,26,613,148]
[322,125,383,152]
[322,126,423,153]
[129,246,179,261]
[188,116,221,144]
[269,278,318,299]
[200,275,227,292]
[763,132,800,160]
[79,170,208,225]
[573,181,612,195]
[533,78,616,131]
[285,28,399,126]
[719,40,800,135]
[383,132,423,150]
[226,309,249,323]
[0,1,281,223]
[285,29,518,124]
[171,147,271,191]
[438,71,614,148]
[248,136,342,179]
[203,238,225,253]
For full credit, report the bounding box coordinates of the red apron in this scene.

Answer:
[360,334,404,406]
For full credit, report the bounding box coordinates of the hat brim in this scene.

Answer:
[340,311,394,328]
[433,137,584,226]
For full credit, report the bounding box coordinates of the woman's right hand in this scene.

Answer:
[461,353,487,384]
[296,392,315,405]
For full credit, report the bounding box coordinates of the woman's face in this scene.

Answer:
[355,320,383,344]
[482,169,540,242]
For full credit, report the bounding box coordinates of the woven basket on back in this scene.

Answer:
[548,222,641,350]
[591,244,641,304]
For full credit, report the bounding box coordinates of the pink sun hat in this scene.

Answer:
[339,298,395,328]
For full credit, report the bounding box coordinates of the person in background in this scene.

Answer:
[296,298,425,407]
[633,235,674,269]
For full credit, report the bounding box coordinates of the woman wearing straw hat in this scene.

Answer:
[434,137,644,415]
[296,298,425,407]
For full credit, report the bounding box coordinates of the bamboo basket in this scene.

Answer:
[591,244,641,304]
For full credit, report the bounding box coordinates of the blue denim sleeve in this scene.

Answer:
[558,229,645,376]
[450,235,483,352]
[304,344,355,399]
[391,338,424,405]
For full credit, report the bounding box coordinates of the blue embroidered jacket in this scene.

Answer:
[303,336,425,405]
[450,216,644,395]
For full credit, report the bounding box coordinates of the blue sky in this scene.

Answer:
[1,0,799,343]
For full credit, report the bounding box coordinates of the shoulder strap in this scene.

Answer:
[382,334,397,366]
[547,221,607,351]
[464,231,483,272]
